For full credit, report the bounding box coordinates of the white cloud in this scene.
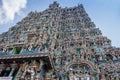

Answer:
[0,0,27,24]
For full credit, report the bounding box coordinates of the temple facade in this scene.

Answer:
[0,1,120,80]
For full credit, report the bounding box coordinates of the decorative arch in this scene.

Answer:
[65,60,99,73]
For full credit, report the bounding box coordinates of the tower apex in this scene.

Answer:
[49,1,59,8]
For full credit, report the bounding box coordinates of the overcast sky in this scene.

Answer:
[0,0,120,47]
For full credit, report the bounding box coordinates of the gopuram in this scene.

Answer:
[0,1,120,80]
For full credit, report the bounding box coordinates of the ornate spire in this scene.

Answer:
[49,1,59,8]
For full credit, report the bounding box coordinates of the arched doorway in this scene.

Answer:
[65,61,99,80]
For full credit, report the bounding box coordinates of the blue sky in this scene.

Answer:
[0,0,120,47]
